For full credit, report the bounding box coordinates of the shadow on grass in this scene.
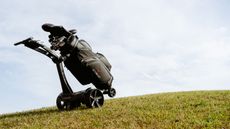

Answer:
[0,108,59,119]
[0,105,94,119]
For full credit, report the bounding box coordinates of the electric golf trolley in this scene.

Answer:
[14,24,116,110]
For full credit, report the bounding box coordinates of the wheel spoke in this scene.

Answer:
[90,95,94,99]
[94,90,98,97]
[91,100,96,107]
[95,101,101,107]
[95,96,103,100]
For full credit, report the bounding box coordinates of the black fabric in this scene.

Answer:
[63,38,113,90]
[42,23,71,37]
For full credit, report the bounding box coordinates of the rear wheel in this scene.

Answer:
[85,89,104,108]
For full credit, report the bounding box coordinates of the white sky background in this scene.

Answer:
[0,0,230,114]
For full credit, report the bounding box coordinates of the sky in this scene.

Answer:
[0,0,230,114]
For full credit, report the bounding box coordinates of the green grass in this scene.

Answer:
[0,90,229,129]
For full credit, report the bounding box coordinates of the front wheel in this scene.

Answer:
[108,88,116,97]
[56,94,66,110]
[56,93,77,110]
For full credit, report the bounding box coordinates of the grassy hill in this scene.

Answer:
[0,90,229,129]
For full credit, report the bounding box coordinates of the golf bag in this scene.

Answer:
[61,36,113,90]
[41,23,113,90]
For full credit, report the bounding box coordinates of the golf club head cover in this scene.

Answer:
[42,23,71,37]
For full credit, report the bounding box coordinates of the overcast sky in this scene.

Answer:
[0,0,230,114]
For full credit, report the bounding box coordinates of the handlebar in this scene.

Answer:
[14,37,42,50]
[14,37,33,46]
[14,37,62,63]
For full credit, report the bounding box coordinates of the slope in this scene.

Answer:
[0,90,229,129]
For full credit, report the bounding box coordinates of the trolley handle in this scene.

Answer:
[14,37,42,49]
[14,37,33,46]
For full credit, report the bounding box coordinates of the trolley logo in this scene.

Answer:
[93,68,101,78]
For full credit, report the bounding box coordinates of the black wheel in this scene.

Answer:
[108,88,116,97]
[85,89,104,108]
[56,93,76,110]
[56,94,66,110]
